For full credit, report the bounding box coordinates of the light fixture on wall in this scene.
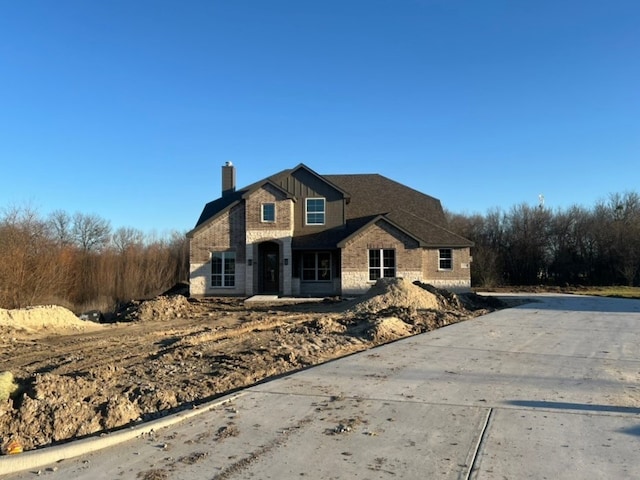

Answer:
[248,259,253,266]
[284,258,289,266]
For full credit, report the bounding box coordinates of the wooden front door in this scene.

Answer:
[259,242,279,294]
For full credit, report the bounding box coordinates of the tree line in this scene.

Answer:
[3,190,639,311]
[0,206,188,311]
[446,191,640,288]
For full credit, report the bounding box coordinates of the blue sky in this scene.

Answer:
[1,1,638,234]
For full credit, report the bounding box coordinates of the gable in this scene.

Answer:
[244,183,294,231]
[270,164,348,232]
[270,164,348,200]
[337,215,423,248]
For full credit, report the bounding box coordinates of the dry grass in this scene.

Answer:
[571,286,640,299]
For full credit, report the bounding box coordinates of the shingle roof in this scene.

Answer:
[189,166,472,247]
[188,168,293,236]
[326,174,472,247]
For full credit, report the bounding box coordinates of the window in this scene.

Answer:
[302,252,331,281]
[211,251,235,287]
[305,198,325,225]
[439,248,453,270]
[261,203,275,222]
[369,249,395,281]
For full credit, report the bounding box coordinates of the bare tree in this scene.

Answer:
[0,205,66,308]
[111,227,144,254]
[47,210,74,246]
[72,212,111,251]
[607,192,640,285]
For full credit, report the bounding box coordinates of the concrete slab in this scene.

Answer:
[471,408,640,479]
[2,293,640,479]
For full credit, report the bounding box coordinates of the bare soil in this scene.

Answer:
[0,279,501,454]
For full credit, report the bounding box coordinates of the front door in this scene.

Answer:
[259,242,279,294]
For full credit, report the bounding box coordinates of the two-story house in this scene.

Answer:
[188,163,473,297]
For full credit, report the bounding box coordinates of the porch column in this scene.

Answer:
[282,238,292,296]
[245,243,254,296]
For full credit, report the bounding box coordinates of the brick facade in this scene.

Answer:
[423,247,472,292]
[189,203,246,296]
[341,220,423,294]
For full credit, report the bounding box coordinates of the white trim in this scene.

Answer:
[438,248,453,271]
[211,251,236,287]
[261,202,276,223]
[305,197,325,225]
[368,248,396,280]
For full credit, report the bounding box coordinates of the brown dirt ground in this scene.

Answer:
[0,279,502,454]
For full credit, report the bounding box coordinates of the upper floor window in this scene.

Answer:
[306,198,325,225]
[261,203,275,222]
[439,248,453,270]
[369,249,395,280]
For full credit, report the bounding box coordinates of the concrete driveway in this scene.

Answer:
[3,293,640,479]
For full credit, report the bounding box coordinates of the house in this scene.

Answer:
[187,163,473,297]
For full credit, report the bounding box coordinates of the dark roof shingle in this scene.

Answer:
[190,166,472,247]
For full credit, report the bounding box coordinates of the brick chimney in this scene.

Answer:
[222,161,236,196]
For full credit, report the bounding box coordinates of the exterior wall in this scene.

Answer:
[244,184,293,231]
[423,247,472,292]
[341,220,422,295]
[189,203,246,296]
[298,273,341,297]
[244,186,295,295]
[273,168,345,234]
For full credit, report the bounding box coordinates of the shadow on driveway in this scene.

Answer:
[487,293,640,313]
[506,399,640,415]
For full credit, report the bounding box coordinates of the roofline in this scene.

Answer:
[241,179,296,202]
[396,208,474,247]
[290,163,351,199]
[337,215,426,248]
[187,178,298,238]
[186,199,242,238]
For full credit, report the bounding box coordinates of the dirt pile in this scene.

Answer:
[347,278,477,341]
[366,316,413,342]
[348,278,448,314]
[0,305,102,335]
[115,295,194,322]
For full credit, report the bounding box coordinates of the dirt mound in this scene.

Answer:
[366,316,413,342]
[348,278,449,314]
[115,295,194,322]
[0,305,102,335]
[345,279,476,344]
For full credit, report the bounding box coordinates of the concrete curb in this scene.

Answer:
[0,392,243,476]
